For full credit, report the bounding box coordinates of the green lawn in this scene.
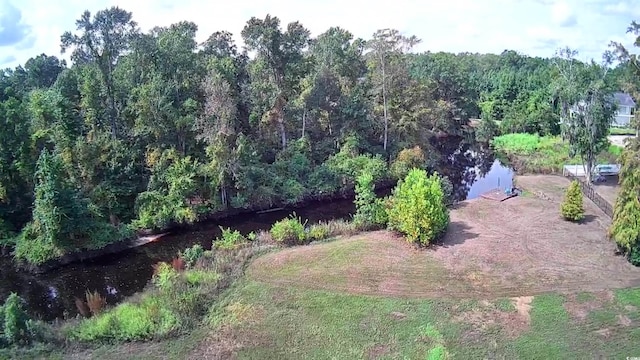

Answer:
[492,133,622,174]
[198,281,640,359]
[609,127,637,135]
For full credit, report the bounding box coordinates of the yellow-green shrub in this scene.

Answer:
[387,169,449,245]
[560,180,584,222]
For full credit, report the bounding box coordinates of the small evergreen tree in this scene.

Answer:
[561,180,584,222]
[387,169,449,245]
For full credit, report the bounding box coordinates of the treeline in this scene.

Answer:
[0,7,629,265]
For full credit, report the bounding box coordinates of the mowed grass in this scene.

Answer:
[609,127,637,135]
[492,133,622,174]
[206,280,640,359]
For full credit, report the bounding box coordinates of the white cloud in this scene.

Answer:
[603,1,640,17]
[551,1,577,27]
[0,0,634,68]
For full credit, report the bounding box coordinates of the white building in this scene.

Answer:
[612,92,636,128]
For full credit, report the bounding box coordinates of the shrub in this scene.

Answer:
[387,169,449,245]
[184,270,221,287]
[0,293,36,346]
[306,224,330,241]
[70,296,180,342]
[180,244,204,268]
[214,227,247,250]
[270,216,306,245]
[560,180,584,222]
[152,262,179,291]
[353,171,387,229]
[390,146,428,180]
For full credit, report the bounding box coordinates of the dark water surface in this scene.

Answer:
[0,137,513,321]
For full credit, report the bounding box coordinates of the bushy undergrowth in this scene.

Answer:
[491,133,621,174]
[353,171,388,230]
[214,227,248,250]
[68,238,270,343]
[0,293,43,348]
[270,216,307,245]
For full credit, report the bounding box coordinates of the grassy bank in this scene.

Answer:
[609,127,637,135]
[492,133,622,174]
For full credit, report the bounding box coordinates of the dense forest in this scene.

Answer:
[0,7,632,265]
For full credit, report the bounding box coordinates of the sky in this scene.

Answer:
[0,0,639,68]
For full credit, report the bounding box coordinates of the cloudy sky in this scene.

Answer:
[0,0,639,68]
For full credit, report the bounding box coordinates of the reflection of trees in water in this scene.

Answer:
[0,254,155,321]
[429,136,496,202]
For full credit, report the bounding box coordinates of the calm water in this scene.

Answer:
[0,137,513,321]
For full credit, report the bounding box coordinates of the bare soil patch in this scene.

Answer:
[564,291,614,321]
[249,175,640,299]
[456,299,531,339]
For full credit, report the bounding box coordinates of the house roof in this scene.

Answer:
[614,92,636,107]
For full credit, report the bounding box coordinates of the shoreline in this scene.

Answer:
[16,180,396,274]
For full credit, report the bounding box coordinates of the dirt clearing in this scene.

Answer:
[249,175,640,298]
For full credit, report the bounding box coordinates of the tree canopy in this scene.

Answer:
[0,8,634,264]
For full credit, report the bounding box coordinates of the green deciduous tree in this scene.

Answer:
[61,7,139,137]
[366,29,420,152]
[552,47,616,183]
[387,169,449,245]
[561,180,585,221]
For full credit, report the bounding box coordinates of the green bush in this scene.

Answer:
[0,293,37,347]
[306,224,330,241]
[180,244,204,268]
[387,169,449,245]
[70,296,179,342]
[184,270,221,287]
[353,171,387,229]
[560,180,584,222]
[214,227,247,250]
[270,216,306,245]
[152,262,179,292]
[390,146,428,180]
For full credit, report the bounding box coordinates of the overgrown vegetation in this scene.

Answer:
[610,138,640,265]
[270,216,307,245]
[0,293,42,348]
[491,133,621,174]
[353,171,388,229]
[69,239,269,342]
[561,180,585,222]
[387,169,449,245]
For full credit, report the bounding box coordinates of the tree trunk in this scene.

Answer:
[301,108,306,139]
[279,118,287,149]
[382,60,388,152]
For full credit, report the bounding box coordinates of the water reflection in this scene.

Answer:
[0,137,513,321]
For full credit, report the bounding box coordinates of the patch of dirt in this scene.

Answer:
[625,305,638,312]
[595,328,612,338]
[618,314,632,327]
[248,175,640,299]
[564,291,614,321]
[189,325,271,360]
[511,296,533,322]
[390,311,406,320]
[455,303,530,338]
[366,344,392,359]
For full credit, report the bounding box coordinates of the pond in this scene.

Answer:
[0,137,514,321]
